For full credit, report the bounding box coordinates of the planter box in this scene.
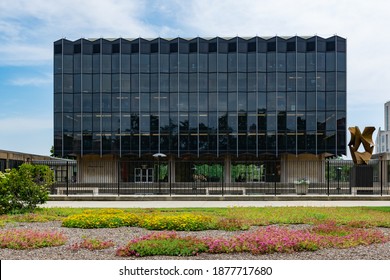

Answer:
[295,184,309,195]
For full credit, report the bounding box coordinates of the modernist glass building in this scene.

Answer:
[53,36,346,184]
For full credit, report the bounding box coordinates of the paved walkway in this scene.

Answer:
[43,200,390,208]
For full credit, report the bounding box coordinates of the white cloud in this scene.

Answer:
[9,74,51,86]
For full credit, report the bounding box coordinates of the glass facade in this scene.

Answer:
[54,36,347,158]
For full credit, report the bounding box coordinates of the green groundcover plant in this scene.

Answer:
[116,222,389,257]
[0,229,67,250]
[69,237,114,251]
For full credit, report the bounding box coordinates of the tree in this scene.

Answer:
[0,164,54,213]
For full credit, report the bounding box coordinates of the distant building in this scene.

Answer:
[375,101,390,154]
[0,149,52,172]
[53,36,347,184]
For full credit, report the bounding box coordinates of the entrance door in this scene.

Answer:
[134,168,154,183]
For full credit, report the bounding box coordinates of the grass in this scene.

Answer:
[1,206,390,228]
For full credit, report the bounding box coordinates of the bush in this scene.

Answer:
[0,164,54,214]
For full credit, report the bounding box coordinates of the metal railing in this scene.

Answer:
[31,159,390,196]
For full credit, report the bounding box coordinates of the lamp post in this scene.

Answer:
[153,153,167,194]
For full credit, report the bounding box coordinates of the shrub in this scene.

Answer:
[0,229,67,249]
[116,232,208,257]
[0,164,54,214]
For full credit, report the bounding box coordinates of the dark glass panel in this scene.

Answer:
[286,92,296,111]
[199,73,208,91]
[267,53,276,71]
[189,42,197,53]
[317,52,325,71]
[93,54,100,73]
[297,72,305,91]
[337,72,346,91]
[83,114,92,132]
[238,73,247,91]
[73,54,81,74]
[208,53,217,72]
[238,53,247,72]
[227,92,236,111]
[199,92,208,110]
[199,54,207,72]
[277,92,286,111]
[247,53,256,72]
[306,92,316,111]
[93,44,100,54]
[169,92,178,111]
[170,54,178,72]
[317,92,325,110]
[218,53,227,72]
[277,111,286,131]
[179,74,189,92]
[306,53,316,71]
[82,93,92,112]
[63,74,73,93]
[179,53,188,72]
[150,73,158,92]
[286,112,296,131]
[257,53,266,72]
[297,112,306,131]
[189,92,198,111]
[326,91,336,110]
[317,111,326,130]
[130,93,139,111]
[337,111,346,130]
[296,53,305,71]
[140,92,150,111]
[160,92,169,112]
[218,73,227,91]
[277,53,286,71]
[208,73,217,92]
[179,92,188,111]
[102,55,111,73]
[189,73,197,92]
[160,73,169,92]
[63,55,73,73]
[326,112,336,130]
[228,53,237,72]
[326,41,335,51]
[326,52,335,71]
[337,91,346,110]
[122,74,130,92]
[170,73,178,92]
[267,73,276,91]
[170,42,178,53]
[54,43,62,54]
[258,73,266,91]
[248,92,257,111]
[54,55,62,74]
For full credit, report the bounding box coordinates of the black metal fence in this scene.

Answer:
[32,159,390,196]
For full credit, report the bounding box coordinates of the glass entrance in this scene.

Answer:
[134,168,154,183]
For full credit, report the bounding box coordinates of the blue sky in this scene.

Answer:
[1,0,390,156]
